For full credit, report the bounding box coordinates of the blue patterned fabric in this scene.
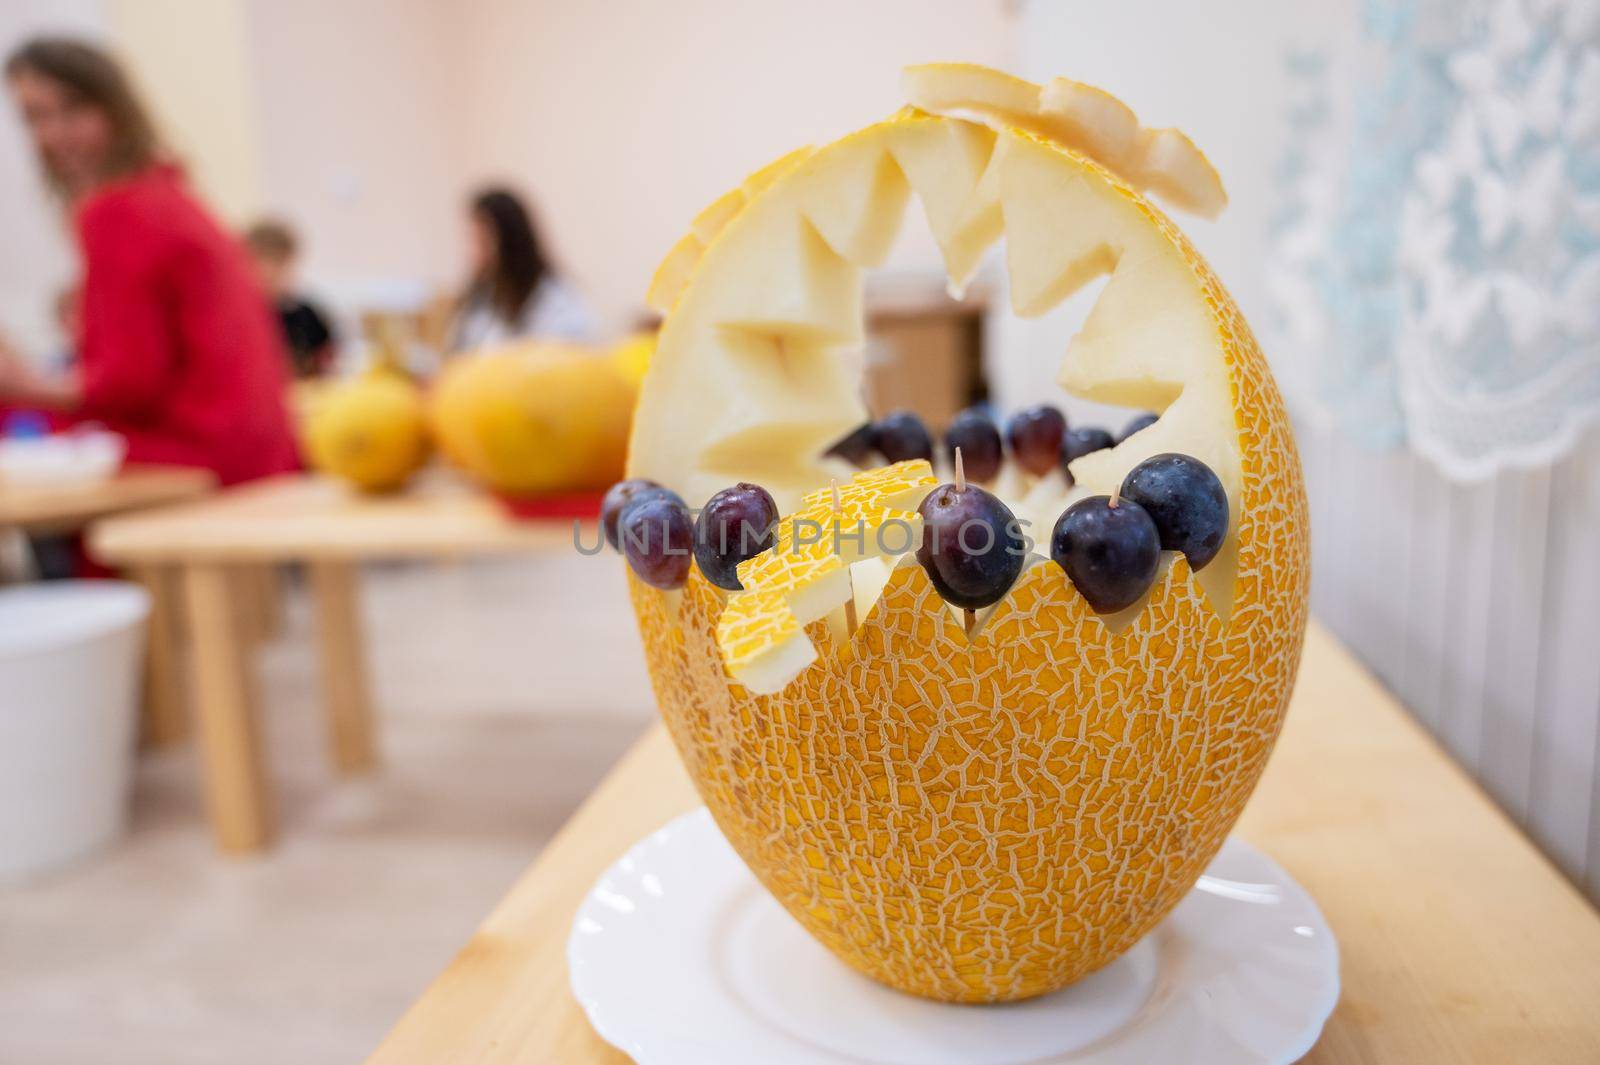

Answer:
[1271,0,1600,478]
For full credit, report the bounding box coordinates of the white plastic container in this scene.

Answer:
[0,581,149,879]
[0,428,127,487]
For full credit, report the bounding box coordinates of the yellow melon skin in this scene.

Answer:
[303,374,431,494]
[630,205,1308,1002]
[429,343,635,497]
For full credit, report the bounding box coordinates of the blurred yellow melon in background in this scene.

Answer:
[302,372,431,493]
[430,342,636,498]
[609,330,656,389]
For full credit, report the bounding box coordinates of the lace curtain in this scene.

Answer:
[1270,0,1600,480]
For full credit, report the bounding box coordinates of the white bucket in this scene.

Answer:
[0,581,150,880]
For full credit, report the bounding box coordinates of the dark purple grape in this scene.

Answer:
[873,410,933,464]
[621,495,694,589]
[1117,411,1159,443]
[1062,427,1115,464]
[602,479,677,550]
[694,482,779,590]
[1118,453,1229,571]
[824,422,877,467]
[1005,405,1067,476]
[1050,496,1160,613]
[1060,426,1115,486]
[915,483,1026,610]
[942,408,1003,482]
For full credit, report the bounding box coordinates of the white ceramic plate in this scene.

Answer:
[569,808,1338,1065]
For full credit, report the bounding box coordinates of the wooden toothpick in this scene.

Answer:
[834,478,858,636]
[954,448,976,636]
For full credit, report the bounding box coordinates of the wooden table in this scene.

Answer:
[0,463,214,535]
[1,464,217,749]
[367,623,1600,1064]
[90,471,589,855]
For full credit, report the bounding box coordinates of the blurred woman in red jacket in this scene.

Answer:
[0,38,297,486]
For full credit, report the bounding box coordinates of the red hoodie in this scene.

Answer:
[70,165,299,485]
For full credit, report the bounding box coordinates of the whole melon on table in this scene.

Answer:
[430,341,636,497]
[302,370,430,493]
[626,63,1310,1003]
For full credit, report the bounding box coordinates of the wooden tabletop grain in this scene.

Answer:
[90,470,587,564]
[367,622,1600,1064]
[0,463,214,534]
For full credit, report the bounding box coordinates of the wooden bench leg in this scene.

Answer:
[183,563,274,854]
[310,560,379,774]
[136,565,188,747]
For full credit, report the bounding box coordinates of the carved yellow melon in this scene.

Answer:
[626,64,1309,1002]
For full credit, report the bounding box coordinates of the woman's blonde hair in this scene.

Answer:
[5,36,163,193]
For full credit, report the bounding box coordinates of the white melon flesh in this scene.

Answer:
[647,147,819,315]
[885,118,1002,289]
[628,112,1244,618]
[904,63,1228,220]
[794,133,911,267]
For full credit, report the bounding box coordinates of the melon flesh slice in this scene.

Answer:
[902,62,1228,219]
[884,116,1002,290]
[719,461,936,694]
[646,147,817,313]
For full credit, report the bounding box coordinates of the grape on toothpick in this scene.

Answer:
[942,408,1003,482]
[694,482,779,591]
[1118,453,1229,571]
[1050,495,1160,613]
[1062,426,1115,464]
[621,494,695,589]
[1006,405,1067,476]
[824,422,877,467]
[1117,411,1159,443]
[916,448,1026,629]
[874,410,934,463]
[601,479,679,551]
[1060,426,1116,486]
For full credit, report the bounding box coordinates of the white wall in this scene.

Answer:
[448,0,1016,329]
[1301,418,1600,903]
[108,0,261,224]
[243,0,465,307]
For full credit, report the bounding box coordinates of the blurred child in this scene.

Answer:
[245,218,337,378]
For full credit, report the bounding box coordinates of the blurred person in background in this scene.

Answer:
[0,37,298,486]
[450,186,596,351]
[246,217,337,379]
